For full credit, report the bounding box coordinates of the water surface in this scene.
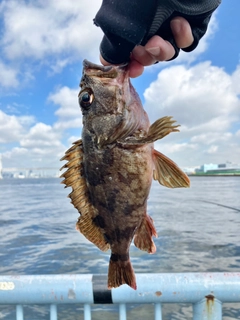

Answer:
[0,177,239,319]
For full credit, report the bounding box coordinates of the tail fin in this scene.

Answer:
[108,254,136,290]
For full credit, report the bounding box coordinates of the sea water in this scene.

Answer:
[0,177,240,319]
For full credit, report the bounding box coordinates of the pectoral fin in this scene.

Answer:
[60,139,109,252]
[153,149,190,188]
[143,116,180,143]
[123,116,180,146]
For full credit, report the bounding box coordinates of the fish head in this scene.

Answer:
[79,60,150,148]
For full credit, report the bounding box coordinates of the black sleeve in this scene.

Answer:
[94,0,221,64]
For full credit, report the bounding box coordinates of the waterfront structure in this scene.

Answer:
[196,162,240,175]
[199,163,218,173]
[206,167,240,175]
[1,167,59,178]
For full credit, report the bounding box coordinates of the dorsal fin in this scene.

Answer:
[60,140,110,251]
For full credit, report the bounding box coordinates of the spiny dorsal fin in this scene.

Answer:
[153,149,190,188]
[60,139,109,252]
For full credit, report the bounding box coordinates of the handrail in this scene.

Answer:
[1,273,240,319]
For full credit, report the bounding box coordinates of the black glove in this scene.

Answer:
[94,0,221,64]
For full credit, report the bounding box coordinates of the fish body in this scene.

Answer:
[61,60,190,290]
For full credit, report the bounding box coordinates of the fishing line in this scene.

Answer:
[194,199,240,212]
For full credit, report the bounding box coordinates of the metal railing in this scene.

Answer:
[1,273,240,319]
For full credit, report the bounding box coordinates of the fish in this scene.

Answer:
[60,59,190,290]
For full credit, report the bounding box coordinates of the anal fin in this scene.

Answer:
[153,149,190,188]
[134,214,157,254]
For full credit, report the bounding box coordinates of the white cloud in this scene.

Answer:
[48,59,71,75]
[0,108,66,167]
[0,0,102,64]
[2,144,65,168]
[0,0,104,90]
[144,62,240,165]
[0,60,19,87]
[232,65,240,95]
[20,123,62,148]
[49,86,79,119]
[53,119,82,132]
[68,136,81,145]
[3,147,28,160]
[206,145,218,154]
[1,120,66,168]
[190,132,232,145]
[48,86,82,130]
[144,62,239,127]
[0,83,82,167]
[0,110,35,143]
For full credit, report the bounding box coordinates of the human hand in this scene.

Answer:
[100,17,194,78]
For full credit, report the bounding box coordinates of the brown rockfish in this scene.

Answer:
[60,60,190,290]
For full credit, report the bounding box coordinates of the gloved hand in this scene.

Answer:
[94,0,221,64]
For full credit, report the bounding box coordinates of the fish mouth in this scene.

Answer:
[83,59,113,72]
[83,59,128,79]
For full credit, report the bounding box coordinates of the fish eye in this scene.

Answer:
[78,90,94,109]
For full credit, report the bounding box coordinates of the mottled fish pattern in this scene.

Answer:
[60,60,190,290]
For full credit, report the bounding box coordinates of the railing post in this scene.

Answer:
[50,304,57,320]
[119,303,127,320]
[193,296,222,320]
[84,303,91,320]
[154,303,162,320]
[16,305,24,320]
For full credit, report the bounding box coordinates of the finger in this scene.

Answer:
[100,53,143,78]
[132,35,175,66]
[100,55,111,66]
[131,45,157,66]
[145,35,176,61]
[170,17,194,49]
[128,60,144,78]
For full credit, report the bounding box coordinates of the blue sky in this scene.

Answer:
[0,0,239,170]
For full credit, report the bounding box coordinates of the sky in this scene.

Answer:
[0,0,239,170]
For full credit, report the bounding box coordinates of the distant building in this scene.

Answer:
[218,163,226,168]
[199,163,218,173]
[223,162,240,169]
[196,162,240,175]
